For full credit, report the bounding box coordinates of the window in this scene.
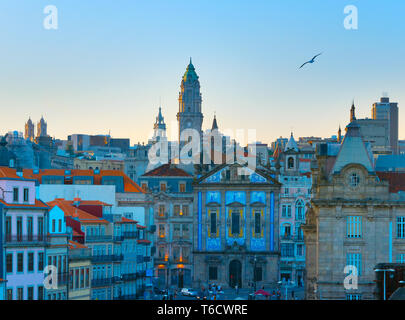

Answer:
[27,217,33,240]
[254,210,261,235]
[179,183,186,193]
[158,205,165,217]
[397,217,405,239]
[296,200,305,221]
[173,224,180,238]
[282,205,292,218]
[347,216,362,238]
[281,224,292,238]
[350,173,360,187]
[210,210,217,236]
[58,219,62,232]
[28,252,34,272]
[160,183,166,192]
[284,188,289,195]
[158,224,165,238]
[346,294,361,300]
[181,205,189,216]
[81,268,85,288]
[287,157,294,169]
[5,217,11,241]
[38,286,44,300]
[281,243,294,257]
[38,217,44,240]
[38,252,44,271]
[209,266,218,280]
[6,253,13,273]
[141,183,148,191]
[17,253,23,273]
[174,205,180,216]
[231,210,240,235]
[16,217,22,241]
[27,287,34,300]
[182,224,190,239]
[296,244,304,256]
[7,289,13,300]
[13,187,19,202]
[23,188,29,202]
[17,287,23,300]
[347,253,362,276]
[52,219,56,233]
[86,268,90,287]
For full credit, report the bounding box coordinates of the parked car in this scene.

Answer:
[181,288,198,297]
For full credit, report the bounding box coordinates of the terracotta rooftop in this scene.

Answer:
[142,164,191,177]
[47,199,110,224]
[68,240,88,249]
[23,169,144,193]
[0,198,49,209]
[116,217,138,224]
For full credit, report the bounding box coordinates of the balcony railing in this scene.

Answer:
[155,213,168,220]
[4,235,49,246]
[121,273,138,281]
[85,235,113,243]
[281,235,293,241]
[123,232,139,239]
[91,254,124,263]
[91,278,113,287]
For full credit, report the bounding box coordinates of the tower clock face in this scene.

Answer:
[345,169,362,189]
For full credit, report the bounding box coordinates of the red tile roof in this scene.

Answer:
[23,169,144,193]
[136,224,147,229]
[0,199,49,209]
[142,164,191,177]
[47,199,110,224]
[116,217,138,224]
[0,167,22,179]
[68,240,88,249]
[377,172,405,193]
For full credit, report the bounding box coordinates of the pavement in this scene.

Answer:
[151,286,305,301]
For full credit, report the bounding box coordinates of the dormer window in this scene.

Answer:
[350,173,360,187]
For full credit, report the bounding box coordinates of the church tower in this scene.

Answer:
[152,107,167,142]
[177,58,203,144]
[37,116,48,138]
[24,117,35,141]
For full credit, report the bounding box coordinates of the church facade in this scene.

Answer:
[192,163,281,289]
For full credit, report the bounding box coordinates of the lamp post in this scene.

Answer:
[374,268,395,300]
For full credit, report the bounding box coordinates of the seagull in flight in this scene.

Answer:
[299,52,322,69]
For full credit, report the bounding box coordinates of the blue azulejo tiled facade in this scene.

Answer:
[193,163,281,289]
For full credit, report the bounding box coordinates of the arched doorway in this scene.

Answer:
[229,260,242,288]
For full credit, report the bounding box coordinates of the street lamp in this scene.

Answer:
[278,280,295,300]
[374,268,395,300]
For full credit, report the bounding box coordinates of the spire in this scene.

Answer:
[182,58,198,82]
[285,132,299,152]
[350,100,356,122]
[338,125,342,143]
[212,114,218,131]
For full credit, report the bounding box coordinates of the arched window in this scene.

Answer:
[296,199,305,221]
[281,223,292,239]
[287,157,294,169]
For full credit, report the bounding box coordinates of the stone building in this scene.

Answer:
[303,120,405,300]
[192,163,281,290]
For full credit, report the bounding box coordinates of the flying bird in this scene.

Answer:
[299,53,322,69]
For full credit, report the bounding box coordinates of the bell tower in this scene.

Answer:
[177,58,203,144]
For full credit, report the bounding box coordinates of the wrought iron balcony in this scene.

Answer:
[91,254,124,263]
[123,231,139,239]
[121,273,138,281]
[4,235,49,246]
[85,235,113,243]
[91,278,113,287]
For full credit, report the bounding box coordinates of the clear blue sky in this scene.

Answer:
[0,0,404,145]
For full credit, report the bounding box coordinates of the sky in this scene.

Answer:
[0,0,404,145]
